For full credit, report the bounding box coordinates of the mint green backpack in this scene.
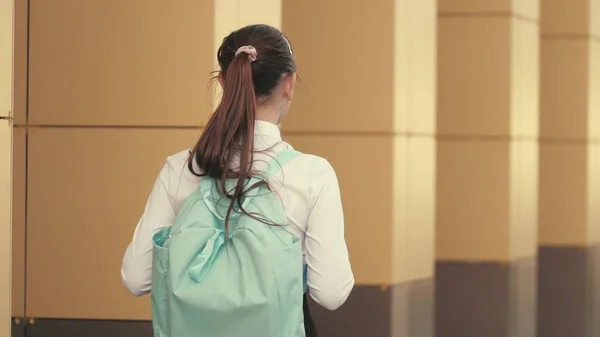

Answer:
[151,149,306,337]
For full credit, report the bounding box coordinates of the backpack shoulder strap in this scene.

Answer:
[199,148,301,216]
[261,148,302,181]
[234,149,301,209]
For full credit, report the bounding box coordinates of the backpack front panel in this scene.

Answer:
[169,227,283,337]
[151,173,305,337]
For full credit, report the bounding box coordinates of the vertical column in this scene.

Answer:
[538,0,600,336]
[12,2,27,336]
[0,0,13,336]
[0,122,11,337]
[282,1,436,336]
[0,0,13,114]
[436,1,540,336]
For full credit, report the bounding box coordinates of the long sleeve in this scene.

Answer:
[304,161,355,310]
[121,161,176,296]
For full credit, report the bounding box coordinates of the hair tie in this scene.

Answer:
[235,46,257,62]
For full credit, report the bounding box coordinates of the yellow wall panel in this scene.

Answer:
[439,0,537,20]
[540,0,590,35]
[391,136,436,283]
[438,0,538,19]
[281,0,394,133]
[394,0,437,133]
[437,17,511,136]
[405,137,435,279]
[215,0,282,46]
[13,0,27,125]
[0,0,13,117]
[510,18,540,138]
[538,142,588,245]
[511,0,540,20]
[438,0,510,14]
[592,0,600,37]
[0,0,14,116]
[28,0,214,127]
[391,136,408,283]
[436,139,511,261]
[588,143,600,243]
[0,120,11,336]
[12,127,25,317]
[540,39,590,139]
[589,41,600,139]
[237,0,281,29]
[283,133,393,285]
[26,127,201,319]
[510,140,539,259]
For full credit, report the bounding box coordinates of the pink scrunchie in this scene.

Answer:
[235,45,258,62]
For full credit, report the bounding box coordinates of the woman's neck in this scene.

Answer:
[255,103,283,125]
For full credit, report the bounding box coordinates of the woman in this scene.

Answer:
[121,24,354,336]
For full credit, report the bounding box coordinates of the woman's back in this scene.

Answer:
[123,120,354,309]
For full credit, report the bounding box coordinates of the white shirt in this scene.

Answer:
[121,120,354,310]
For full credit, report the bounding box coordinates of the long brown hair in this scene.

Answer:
[188,24,296,235]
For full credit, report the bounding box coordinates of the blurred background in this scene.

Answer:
[0,0,599,337]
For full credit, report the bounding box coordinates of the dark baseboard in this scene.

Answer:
[14,247,600,337]
[538,245,600,337]
[12,319,24,337]
[435,257,537,337]
[10,281,434,337]
[13,318,152,337]
[308,285,391,337]
[307,280,434,337]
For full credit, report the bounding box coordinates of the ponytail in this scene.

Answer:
[188,46,267,235]
[189,24,297,236]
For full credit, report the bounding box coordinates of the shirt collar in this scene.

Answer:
[254,120,281,140]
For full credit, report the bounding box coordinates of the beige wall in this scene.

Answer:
[1,0,13,335]
[283,0,436,285]
[283,0,397,283]
[0,121,11,337]
[27,0,213,128]
[0,0,13,115]
[12,0,24,126]
[21,0,600,324]
[26,128,201,319]
[11,0,26,319]
[16,0,211,321]
[538,0,600,246]
[11,0,438,322]
[7,0,599,328]
[436,1,540,261]
[11,127,23,318]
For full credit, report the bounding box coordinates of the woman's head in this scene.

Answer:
[217,24,297,123]
[189,24,296,234]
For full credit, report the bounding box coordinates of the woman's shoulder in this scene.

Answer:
[162,148,201,184]
[160,149,202,207]
[283,145,338,183]
[164,148,193,168]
